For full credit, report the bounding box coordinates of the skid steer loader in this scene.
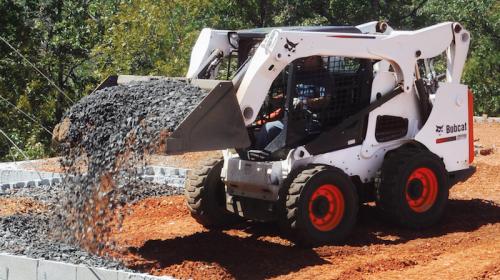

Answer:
[96,21,475,245]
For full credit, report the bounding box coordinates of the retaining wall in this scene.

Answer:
[473,116,500,123]
[0,165,187,194]
[0,253,175,280]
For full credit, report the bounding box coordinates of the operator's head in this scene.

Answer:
[302,56,324,71]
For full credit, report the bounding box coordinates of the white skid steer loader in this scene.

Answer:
[99,21,475,245]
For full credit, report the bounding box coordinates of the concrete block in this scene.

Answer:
[38,259,77,280]
[117,272,144,280]
[14,182,24,189]
[0,266,7,280]
[51,178,60,185]
[39,179,50,186]
[76,266,118,280]
[0,254,38,280]
[145,167,155,176]
[27,181,36,187]
[136,167,144,176]
[178,169,187,177]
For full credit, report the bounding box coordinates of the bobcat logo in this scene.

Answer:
[284,38,298,52]
[435,125,444,133]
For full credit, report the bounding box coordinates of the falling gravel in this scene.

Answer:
[52,79,207,252]
[0,78,204,266]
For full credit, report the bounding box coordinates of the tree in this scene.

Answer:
[0,0,112,160]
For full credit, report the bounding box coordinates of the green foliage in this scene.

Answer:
[5,130,47,161]
[420,0,500,115]
[0,0,498,161]
[92,0,220,78]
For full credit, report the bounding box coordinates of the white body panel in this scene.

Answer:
[415,83,470,171]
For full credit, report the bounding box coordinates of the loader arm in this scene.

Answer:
[236,22,470,126]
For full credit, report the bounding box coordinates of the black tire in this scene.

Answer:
[185,156,239,228]
[285,165,359,246]
[376,146,449,229]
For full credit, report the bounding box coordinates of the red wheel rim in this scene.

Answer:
[405,167,438,213]
[308,184,345,231]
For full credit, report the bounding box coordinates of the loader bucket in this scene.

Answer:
[95,75,251,154]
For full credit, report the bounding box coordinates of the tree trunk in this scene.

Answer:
[258,0,267,27]
[371,0,380,17]
[54,61,65,122]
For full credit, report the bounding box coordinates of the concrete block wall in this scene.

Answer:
[473,116,500,123]
[0,170,62,192]
[137,166,187,187]
[0,254,176,280]
[0,165,188,193]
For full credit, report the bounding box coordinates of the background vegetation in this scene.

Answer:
[0,0,498,160]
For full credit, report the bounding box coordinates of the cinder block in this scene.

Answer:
[38,259,77,280]
[51,178,60,185]
[145,167,155,176]
[39,179,50,186]
[26,181,36,187]
[76,266,118,280]
[14,182,25,189]
[117,272,144,280]
[0,266,7,280]
[0,254,38,280]
[178,169,187,177]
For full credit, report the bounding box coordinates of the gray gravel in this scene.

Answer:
[54,79,206,251]
[0,214,124,269]
[1,79,204,268]
[0,181,182,268]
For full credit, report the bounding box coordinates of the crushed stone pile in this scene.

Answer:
[55,79,207,252]
[0,182,182,267]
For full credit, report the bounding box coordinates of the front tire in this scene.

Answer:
[285,165,359,246]
[185,156,239,228]
[376,146,449,228]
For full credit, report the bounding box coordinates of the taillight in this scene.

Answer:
[468,89,474,164]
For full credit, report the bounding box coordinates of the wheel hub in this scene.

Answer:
[405,167,439,213]
[311,196,330,218]
[308,184,345,232]
[407,179,424,200]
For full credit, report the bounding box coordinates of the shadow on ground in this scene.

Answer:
[132,199,500,279]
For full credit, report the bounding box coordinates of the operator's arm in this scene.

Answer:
[306,95,331,111]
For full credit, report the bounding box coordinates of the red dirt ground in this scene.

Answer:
[0,197,47,216]
[105,123,500,280]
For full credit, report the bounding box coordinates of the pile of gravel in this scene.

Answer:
[0,214,124,269]
[54,79,207,252]
[0,181,182,268]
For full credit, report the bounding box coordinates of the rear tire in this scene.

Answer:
[376,146,449,228]
[285,165,359,246]
[185,156,239,228]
